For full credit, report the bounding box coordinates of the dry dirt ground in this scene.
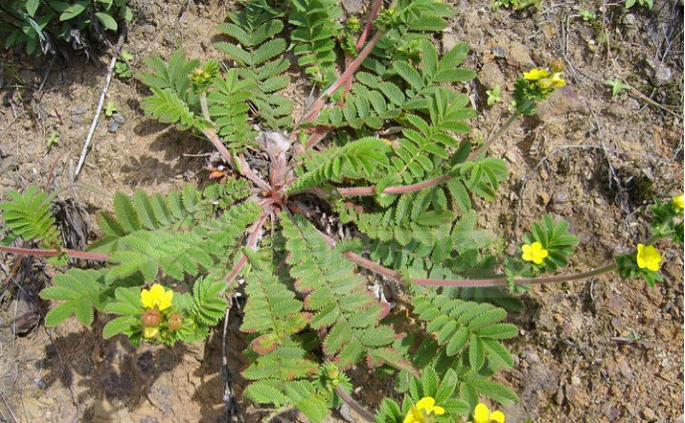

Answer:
[0,1,683,422]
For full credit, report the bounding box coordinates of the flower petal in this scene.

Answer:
[473,403,490,423]
[416,397,435,411]
[490,410,506,423]
[143,326,159,338]
[159,288,174,311]
[141,288,154,308]
[432,406,445,415]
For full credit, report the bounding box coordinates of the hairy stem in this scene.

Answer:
[315,230,628,288]
[356,0,384,51]
[199,91,211,122]
[225,213,268,286]
[300,30,386,131]
[333,103,531,198]
[203,128,271,192]
[467,109,522,162]
[0,245,108,261]
[337,174,452,197]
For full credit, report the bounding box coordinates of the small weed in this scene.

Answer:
[579,10,597,21]
[486,85,503,106]
[604,77,631,97]
[492,0,541,11]
[114,50,134,79]
[625,0,653,9]
[0,0,133,56]
[104,101,117,117]
[46,130,59,149]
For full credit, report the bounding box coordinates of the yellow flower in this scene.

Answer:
[473,403,505,423]
[673,194,684,210]
[636,244,662,272]
[550,72,566,87]
[523,68,549,81]
[143,326,159,339]
[521,241,549,264]
[403,397,445,423]
[140,284,173,311]
[537,78,553,89]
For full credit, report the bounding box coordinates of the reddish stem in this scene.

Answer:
[0,245,109,261]
[203,128,271,192]
[301,30,386,128]
[355,0,383,51]
[225,213,268,286]
[315,230,618,288]
[337,174,452,197]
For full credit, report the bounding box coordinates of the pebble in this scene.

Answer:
[506,41,534,68]
[478,62,505,90]
[112,112,125,124]
[623,13,637,27]
[565,385,589,407]
[649,61,673,86]
[616,356,633,379]
[108,120,119,132]
[492,46,507,58]
[341,0,365,14]
[441,32,459,54]
[642,407,657,421]
[552,192,569,204]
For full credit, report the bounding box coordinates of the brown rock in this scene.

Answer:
[478,62,506,90]
[565,384,589,407]
[506,41,535,68]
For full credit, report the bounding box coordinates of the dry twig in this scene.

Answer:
[74,33,125,179]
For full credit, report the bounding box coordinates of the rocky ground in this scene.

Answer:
[0,1,683,422]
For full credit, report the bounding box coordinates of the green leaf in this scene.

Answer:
[471,380,519,405]
[26,0,40,16]
[44,302,78,327]
[96,12,118,31]
[482,338,513,368]
[393,61,424,91]
[60,2,88,20]
[103,316,138,339]
[244,381,289,405]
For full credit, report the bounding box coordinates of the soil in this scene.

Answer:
[0,1,683,423]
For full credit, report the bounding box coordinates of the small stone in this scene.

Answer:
[108,120,119,132]
[478,62,506,90]
[112,112,125,124]
[71,114,84,124]
[623,13,637,26]
[526,352,540,364]
[341,0,365,14]
[552,192,569,204]
[646,57,673,86]
[642,407,657,421]
[538,191,550,205]
[441,32,459,54]
[565,385,589,407]
[506,41,534,68]
[616,356,633,379]
[626,98,641,111]
[74,108,87,115]
[116,134,126,143]
[492,46,507,58]
[535,86,587,120]
[504,149,519,165]
[338,403,354,422]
